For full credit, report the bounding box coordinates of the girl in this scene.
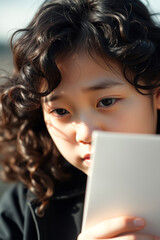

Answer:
[0,0,160,239]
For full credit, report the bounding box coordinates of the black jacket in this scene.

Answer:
[0,171,87,240]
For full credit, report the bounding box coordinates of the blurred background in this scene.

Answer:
[0,0,160,197]
[0,0,44,74]
[1,0,160,74]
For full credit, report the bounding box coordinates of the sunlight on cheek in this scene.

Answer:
[44,114,73,143]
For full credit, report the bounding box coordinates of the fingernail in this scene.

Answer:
[133,218,145,227]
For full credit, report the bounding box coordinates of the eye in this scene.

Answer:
[51,108,69,117]
[97,98,117,108]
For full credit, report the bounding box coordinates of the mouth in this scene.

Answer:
[82,153,92,167]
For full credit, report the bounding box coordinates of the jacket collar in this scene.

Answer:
[27,169,87,203]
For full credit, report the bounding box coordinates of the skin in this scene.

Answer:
[41,52,160,240]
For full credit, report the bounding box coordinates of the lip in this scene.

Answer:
[81,153,92,167]
[82,153,91,160]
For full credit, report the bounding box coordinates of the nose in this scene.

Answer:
[75,121,100,144]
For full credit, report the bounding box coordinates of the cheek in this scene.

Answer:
[44,114,76,149]
[108,98,157,133]
[99,94,156,134]
[47,127,78,166]
[128,96,157,133]
[46,121,69,142]
[46,122,75,161]
[44,113,69,140]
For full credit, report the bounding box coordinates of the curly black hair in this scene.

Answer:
[0,0,160,214]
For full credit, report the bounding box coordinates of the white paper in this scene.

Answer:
[82,131,160,235]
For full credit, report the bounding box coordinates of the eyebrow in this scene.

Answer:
[44,95,61,103]
[44,79,124,103]
[82,80,124,91]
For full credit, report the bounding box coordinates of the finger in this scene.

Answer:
[77,233,160,240]
[83,216,145,239]
[108,233,160,240]
[78,234,94,240]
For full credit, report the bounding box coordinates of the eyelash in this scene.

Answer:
[97,97,118,108]
[50,98,118,117]
[50,108,70,117]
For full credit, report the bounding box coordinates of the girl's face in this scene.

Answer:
[42,52,160,175]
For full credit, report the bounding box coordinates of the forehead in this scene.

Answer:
[56,52,123,84]
[41,52,128,103]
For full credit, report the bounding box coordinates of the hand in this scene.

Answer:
[78,216,160,240]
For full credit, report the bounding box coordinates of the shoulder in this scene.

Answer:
[0,182,29,228]
[0,182,28,214]
[0,183,29,239]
